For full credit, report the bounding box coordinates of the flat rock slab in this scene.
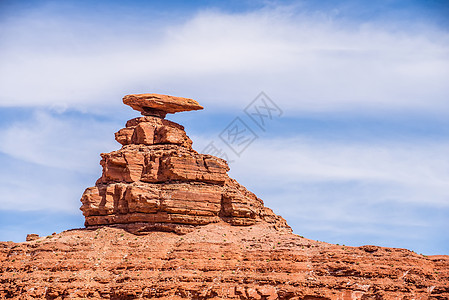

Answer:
[2,224,448,299]
[123,93,203,117]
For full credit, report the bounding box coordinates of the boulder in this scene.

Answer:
[123,93,203,117]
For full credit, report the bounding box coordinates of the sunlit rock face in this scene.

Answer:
[80,93,290,234]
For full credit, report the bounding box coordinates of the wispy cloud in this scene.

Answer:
[225,136,449,206]
[0,4,448,115]
[0,110,119,171]
[0,110,122,212]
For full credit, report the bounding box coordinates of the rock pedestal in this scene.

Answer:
[2,93,448,300]
[80,93,290,234]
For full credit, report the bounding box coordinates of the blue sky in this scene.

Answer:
[0,0,448,255]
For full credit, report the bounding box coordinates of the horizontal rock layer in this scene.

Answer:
[97,145,228,185]
[123,93,203,116]
[81,180,288,233]
[81,114,289,233]
[1,224,448,299]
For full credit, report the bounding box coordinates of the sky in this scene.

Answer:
[0,0,448,255]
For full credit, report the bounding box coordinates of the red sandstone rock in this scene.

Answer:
[25,234,39,241]
[81,182,224,230]
[115,117,193,148]
[82,95,288,233]
[123,93,203,117]
[1,224,448,299]
[96,145,229,185]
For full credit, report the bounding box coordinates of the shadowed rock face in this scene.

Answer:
[80,94,290,234]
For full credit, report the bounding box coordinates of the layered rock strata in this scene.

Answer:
[1,224,448,299]
[122,93,204,118]
[80,94,289,234]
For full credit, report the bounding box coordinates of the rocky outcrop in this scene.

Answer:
[1,93,447,299]
[80,93,290,234]
[1,224,448,299]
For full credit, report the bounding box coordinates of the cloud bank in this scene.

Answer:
[0,3,448,114]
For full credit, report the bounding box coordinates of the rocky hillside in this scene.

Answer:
[1,94,448,299]
[1,223,448,299]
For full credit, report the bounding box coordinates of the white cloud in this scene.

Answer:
[0,165,84,212]
[202,134,449,253]
[0,110,119,172]
[0,110,122,212]
[0,5,448,115]
[195,136,449,207]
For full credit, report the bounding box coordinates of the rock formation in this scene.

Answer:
[1,93,448,299]
[80,93,290,234]
[122,93,204,118]
[1,224,448,299]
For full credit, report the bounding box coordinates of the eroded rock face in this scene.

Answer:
[80,94,290,234]
[1,224,448,299]
[114,116,193,148]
